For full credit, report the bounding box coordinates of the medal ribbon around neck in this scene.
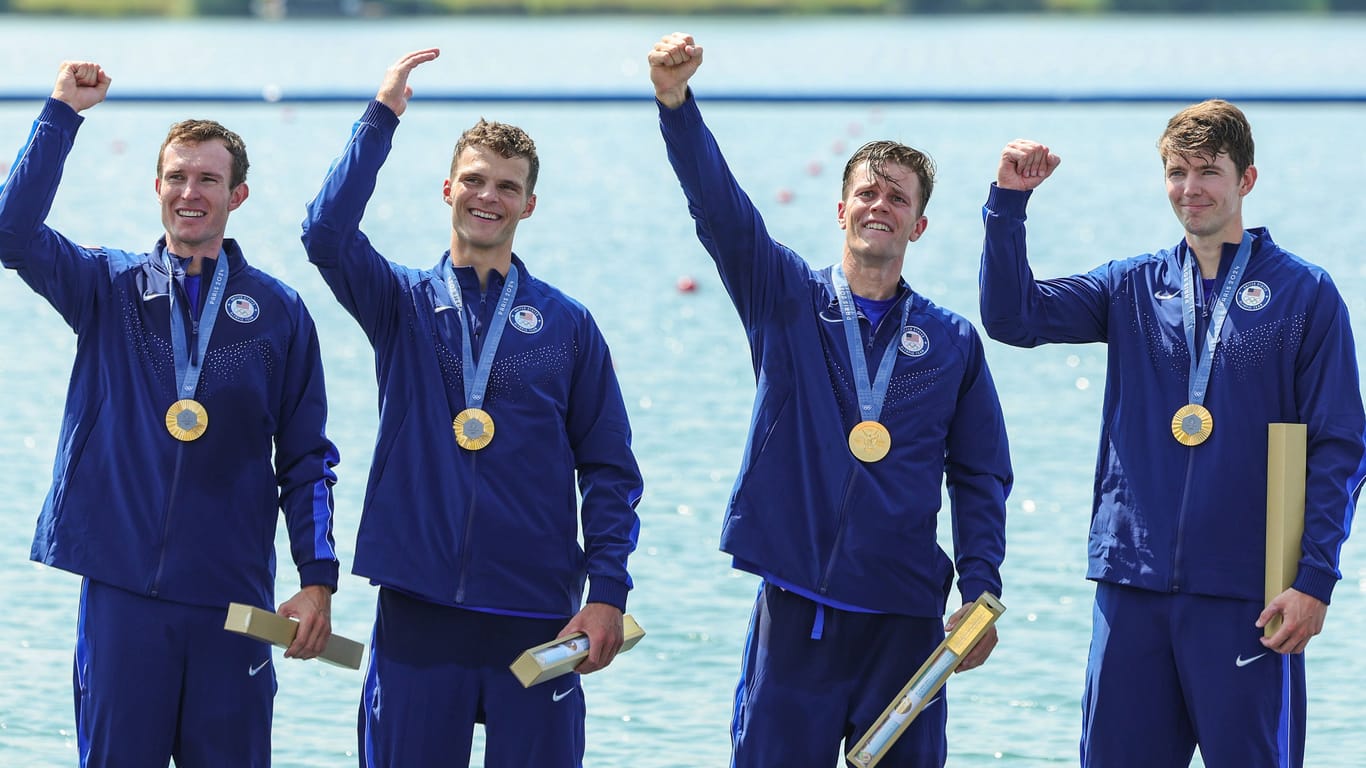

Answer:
[833,265,913,463]
[1172,231,1252,446]
[445,259,519,451]
[164,249,230,442]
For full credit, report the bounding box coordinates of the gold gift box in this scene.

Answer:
[223,602,365,670]
[847,593,1006,768]
[510,614,645,687]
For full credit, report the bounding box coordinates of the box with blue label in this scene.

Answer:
[510,614,645,687]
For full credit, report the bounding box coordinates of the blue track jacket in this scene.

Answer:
[301,101,642,617]
[980,184,1366,604]
[0,99,340,610]
[659,94,1010,618]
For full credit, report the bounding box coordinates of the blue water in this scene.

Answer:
[2,14,1365,767]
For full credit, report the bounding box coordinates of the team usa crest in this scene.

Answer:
[1236,281,1271,312]
[226,294,260,323]
[899,326,929,357]
[510,305,544,334]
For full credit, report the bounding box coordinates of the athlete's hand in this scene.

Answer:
[946,601,997,672]
[51,61,111,113]
[558,602,624,675]
[377,48,440,118]
[648,32,703,110]
[1257,587,1326,655]
[997,139,1060,192]
[278,584,333,660]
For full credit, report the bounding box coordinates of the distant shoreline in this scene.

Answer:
[1,0,1353,20]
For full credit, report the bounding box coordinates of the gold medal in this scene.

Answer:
[453,407,495,451]
[1171,403,1213,446]
[848,420,892,463]
[165,399,208,442]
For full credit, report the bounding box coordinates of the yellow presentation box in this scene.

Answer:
[1265,423,1307,638]
[847,593,1006,768]
[224,602,365,670]
[510,614,645,687]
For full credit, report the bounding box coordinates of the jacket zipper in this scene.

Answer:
[817,299,904,593]
[150,277,194,597]
[819,469,860,593]
[453,283,489,604]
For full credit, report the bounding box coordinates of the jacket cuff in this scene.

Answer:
[39,97,83,131]
[586,576,630,612]
[986,183,1031,218]
[656,88,700,123]
[1291,564,1337,605]
[362,99,401,132]
[957,578,999,606]
[298,560,340,594]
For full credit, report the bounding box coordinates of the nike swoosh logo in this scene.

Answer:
[248,659,270,676]
[142,290,169,301]
[1154,289,1180,300]
[434,305,456,313]
[551,688,573,702]
[1235,653,1268,668]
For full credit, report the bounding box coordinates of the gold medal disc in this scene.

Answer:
[453,408,495,451]
[1171,403,1213,446]
[165,399,208,442]
[848,420,892,463]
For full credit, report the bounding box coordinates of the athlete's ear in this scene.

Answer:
[443,178,453,205]
[228,182,249,211]
[908,215,927,243]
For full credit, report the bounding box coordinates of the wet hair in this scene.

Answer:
[157,119,249,188]
[1158,99,1255,175]
[841,140,936,214]
[451,118,540,194]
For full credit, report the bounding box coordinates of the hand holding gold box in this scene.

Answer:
[223,602,365,670]
[846,593,1005,768]
[510,614,645,687]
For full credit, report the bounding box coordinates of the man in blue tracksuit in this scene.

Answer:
[649,34,1011,767]
[301,50,643,767]
[980,102,1366,766]
[0,62,340,766]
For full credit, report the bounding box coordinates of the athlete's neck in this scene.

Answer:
[450,245,512,290]
[1185,222,1244,280]
[840,254,902,301]
[167,250,219,277]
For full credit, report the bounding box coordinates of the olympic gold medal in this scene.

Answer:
[453,408,495,451]
[165,399,208,442]
[848,420,892,463]
[1171,403,1213,446]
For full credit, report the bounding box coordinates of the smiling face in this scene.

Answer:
[444,145,536,257]
[1157,99,1257,247]
[155,138,248,259]
[837,159,928,265]
[1164,150,1256,243]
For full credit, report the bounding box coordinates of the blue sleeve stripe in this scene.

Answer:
[310,448,340,562]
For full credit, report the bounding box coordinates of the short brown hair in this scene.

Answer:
[841,141,936,215]
[1158,99,1255,176]
[157,119,249,189]
[451,119,539,194]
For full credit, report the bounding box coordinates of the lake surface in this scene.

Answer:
[1,12,1364,767]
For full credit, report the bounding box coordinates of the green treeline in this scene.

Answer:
[4,0,1364,17]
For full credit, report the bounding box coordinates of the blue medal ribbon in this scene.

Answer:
[166,249,229,401]
[1180,231,1252,407]
[444,259,519,412]
[832,265,913,425]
